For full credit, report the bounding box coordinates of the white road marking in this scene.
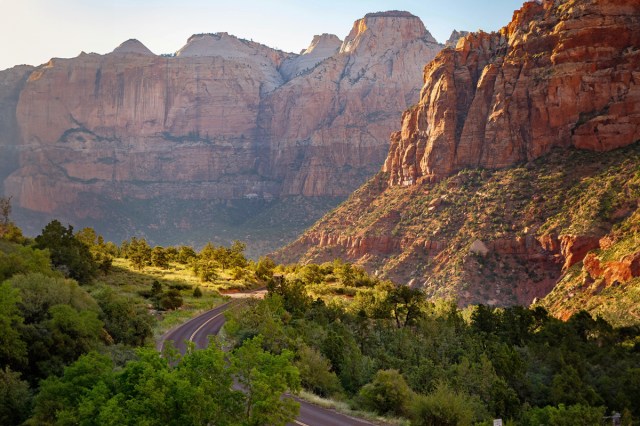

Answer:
[294,421,310,426]
[188,311,226,342]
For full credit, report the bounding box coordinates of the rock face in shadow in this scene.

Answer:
[384,0,640,186]
[0,65,34,188]
[2,12,444,238]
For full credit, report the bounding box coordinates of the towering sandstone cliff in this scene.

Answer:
[1,12,443,249]
[276,0,640,321]
[385,0,640,185]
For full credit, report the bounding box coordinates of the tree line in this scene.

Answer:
[2,196,639,425]
[224,273,640,425]
[0,200,298,425]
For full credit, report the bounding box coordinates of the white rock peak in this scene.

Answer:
[111,39,155,56]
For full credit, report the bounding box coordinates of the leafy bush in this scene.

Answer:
[35,220,97,284]
[0,367,32,425]
[295,345,343,398]
[93,288,154,346]
[159,289,183,311]
[520,404,606,426]
[356,369,413,416]
[409,382,484,426]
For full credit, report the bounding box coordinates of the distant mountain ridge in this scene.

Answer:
[0,11,461,252]
[275,0,640,324]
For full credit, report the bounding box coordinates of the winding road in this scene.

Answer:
[158,300,374,426]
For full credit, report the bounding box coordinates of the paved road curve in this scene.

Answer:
[158,301,232,352]
[157,301,374,426]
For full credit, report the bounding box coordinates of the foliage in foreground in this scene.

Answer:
[225,277,640,425]
[27,338,299,426]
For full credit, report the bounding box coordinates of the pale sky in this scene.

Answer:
[0,0,525,71]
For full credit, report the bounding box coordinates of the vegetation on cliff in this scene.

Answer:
[278,142,640,326]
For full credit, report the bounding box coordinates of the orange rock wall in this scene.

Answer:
[384,0,640,185]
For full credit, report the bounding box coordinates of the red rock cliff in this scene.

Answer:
[384,0,640,185]
[3,12,444,219]
[275,0,640,313]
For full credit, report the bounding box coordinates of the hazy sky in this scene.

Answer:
[0,0,525,71]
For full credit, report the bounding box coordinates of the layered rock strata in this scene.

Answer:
[2,12,444,226]
[276,0,640,311]
[384,0,640,185]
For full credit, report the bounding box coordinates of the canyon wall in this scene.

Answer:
[1,12,444,240]
[384,0,640,185]
[276,0,640,313]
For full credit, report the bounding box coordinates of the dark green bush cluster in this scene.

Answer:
[225,279,640,424]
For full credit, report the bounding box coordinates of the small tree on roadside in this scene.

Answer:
[357,369,414,416]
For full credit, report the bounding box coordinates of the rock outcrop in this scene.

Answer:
[0,65,34,187]
[259,11,443,196]
[384,0,640,186]
[275,0,640,316]
[112,39,155,56]
[279,34,342,80]
[444,30,469,48]
[2,12,444,243]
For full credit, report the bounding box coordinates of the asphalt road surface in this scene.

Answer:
[157,301,374,426]
[158,301,232,352]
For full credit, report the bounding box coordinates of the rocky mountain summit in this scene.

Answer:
[275,0,640,324]
[1,11,445,250]
[385,0,640,185]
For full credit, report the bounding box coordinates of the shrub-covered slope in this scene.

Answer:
[276,142,640,324]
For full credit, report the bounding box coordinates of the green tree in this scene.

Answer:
[7,273,103,381]
[93,288,154,346]
[267,277,312,318]
[75,227,98,249]
[232,336,300,425]
[151,280,163,296]
[0,197,24,243]
[127,237,151,270]
[193,243,220,282]
[0,282,27,369]
[30,341,305,426]
[550,365,602,407]
[164,246,178,262]
[35,220,97,284]
[521,404,606,426]
[410,382,484,426]
[0,366,32,426]
[228,240,248,269]
[29,351,114,425]
[0,243,59,282]
[95,251,113,275]
[322,322,373,393]
[151,246,169,269]
[387,285,426,328]
[295,345,343,398]
[255,256,276,281]
[176,245,196,264]
[159,289,183,311]
[357,369,414,416]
